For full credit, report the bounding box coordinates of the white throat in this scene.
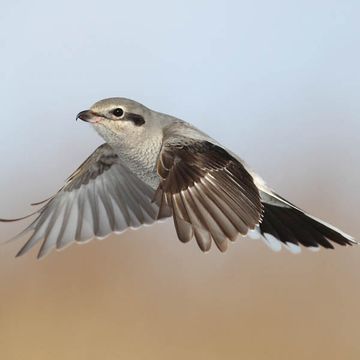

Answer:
[93,122,163,188]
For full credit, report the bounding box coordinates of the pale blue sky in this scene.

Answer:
[0,0,359,235]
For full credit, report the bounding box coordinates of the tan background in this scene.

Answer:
[1,0,360,359]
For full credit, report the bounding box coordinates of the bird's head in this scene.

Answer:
[76,97,155,145]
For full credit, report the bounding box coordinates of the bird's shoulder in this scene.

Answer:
[161,119,218,150]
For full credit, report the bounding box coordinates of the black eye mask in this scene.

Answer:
[126,113,145,126]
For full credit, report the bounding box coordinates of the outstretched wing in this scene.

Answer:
[154,127,263,252]
[1,143,165,258]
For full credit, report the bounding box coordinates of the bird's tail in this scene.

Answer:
[249,191,357,253]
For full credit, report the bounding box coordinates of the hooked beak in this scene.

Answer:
[76,110,101,123]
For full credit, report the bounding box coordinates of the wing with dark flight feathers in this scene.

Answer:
[154,131,263,252]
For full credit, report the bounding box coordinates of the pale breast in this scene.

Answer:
[113,136,162,190]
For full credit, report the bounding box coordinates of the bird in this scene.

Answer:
[0,97,357,259]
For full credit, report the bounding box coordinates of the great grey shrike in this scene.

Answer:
[1,97,357,258]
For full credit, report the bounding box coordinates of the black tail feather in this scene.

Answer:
[260,203,355,250]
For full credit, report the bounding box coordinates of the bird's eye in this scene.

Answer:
[111,108,124,117]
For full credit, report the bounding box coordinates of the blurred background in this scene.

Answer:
[1,0,360,359]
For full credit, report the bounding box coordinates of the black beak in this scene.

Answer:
[76,110,94,122]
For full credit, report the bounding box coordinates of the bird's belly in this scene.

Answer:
[114,149,160,190]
